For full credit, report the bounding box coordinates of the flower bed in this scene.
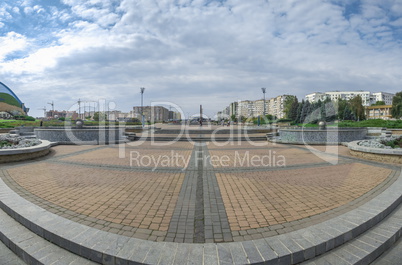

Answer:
[0,134,41,149]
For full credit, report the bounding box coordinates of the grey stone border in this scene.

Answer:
[0,165,401,264]
[0,140,52,155]
[348,140,402,155]
[0,140,53,163]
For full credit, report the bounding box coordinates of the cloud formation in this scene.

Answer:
[0,0,402,118]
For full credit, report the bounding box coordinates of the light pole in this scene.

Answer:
[261,87,266,116]
[140,87,145,128]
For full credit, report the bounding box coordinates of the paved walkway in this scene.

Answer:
[0,140,398,246]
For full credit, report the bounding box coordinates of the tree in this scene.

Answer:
[324,101,337,122]
[343,106,355,121]
[295,100,304,124]
[239,116,247,124]
[300,100,310,123]
[372,101,386,106]
[93,112,107,121]
[337,99,348,120]
[290,99,299,121]
[283,95,297,118]
[349,95,365,121]
[392,92,402,119]
[230,114,237,122]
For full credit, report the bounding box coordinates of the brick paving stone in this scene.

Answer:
[0,141,396,244]
[215,162,391,233]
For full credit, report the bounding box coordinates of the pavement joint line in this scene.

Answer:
[166,146,201,243]
[194,143,205,243]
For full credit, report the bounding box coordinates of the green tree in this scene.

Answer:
[295,100,304,123]
[283,95,297,118]
[349,95,365,121]
[343,106,355,121]
[337,99,348,120]
[392,92,402,119]
[230,114,237,122]
[289,98,299,121]
[239,116,246,123]
[372,101,386,106]
[93,112,107,121]
[300,100,310,123]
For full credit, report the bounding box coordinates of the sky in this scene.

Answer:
[1,0,402,119]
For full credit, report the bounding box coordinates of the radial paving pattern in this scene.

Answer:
[0,141,397,243]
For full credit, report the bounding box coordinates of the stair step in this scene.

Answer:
[0,208,98,265]
[301,203,402,265]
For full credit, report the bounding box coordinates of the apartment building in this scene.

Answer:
[133,106,170,122]
[305,91,395,106]
[218,95,289,120]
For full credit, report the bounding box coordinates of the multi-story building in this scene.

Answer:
[45,110,78,119]
[370,92,394,105]
[133,106,170,122]
[267,95,288,119]
[168,111,182,120]
[254,99,268,117]
[229,102,238,117]
[305,92,327,103]
[218,95,289,121]
[237,100,255,118]
[305,91,395,106]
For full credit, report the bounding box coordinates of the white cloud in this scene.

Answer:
[0,32,28,61]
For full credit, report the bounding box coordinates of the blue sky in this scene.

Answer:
[1,0,402,118]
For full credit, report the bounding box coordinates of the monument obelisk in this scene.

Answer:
[200,105,203,127]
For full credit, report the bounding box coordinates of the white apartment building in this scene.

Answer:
[267,95,288,119]
[254,99,268,117]
[305,91,394,106]
[305,92,327,103]
[238,100,255,118]
[370,92,394,105]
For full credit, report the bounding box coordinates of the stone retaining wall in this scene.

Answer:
[0,140,52,163]
[279,127,367,144]
[0,149,50,163]
[348,140,402,164]
[35,128,124,144]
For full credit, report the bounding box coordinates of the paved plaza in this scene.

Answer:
[0,139,398,248]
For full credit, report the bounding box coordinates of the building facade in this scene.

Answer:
[218,95,289,121]
[0,82,29,116]
[45,110,78,120]
[305,91,395,107]
[370,92,394,105]
[365,105,392,120]
[267,95,288,119]
[133,106,170,122]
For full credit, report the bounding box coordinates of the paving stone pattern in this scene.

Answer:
[0,142,398,244]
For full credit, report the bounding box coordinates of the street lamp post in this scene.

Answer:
[140,87,145,128]
[261,87,266,116]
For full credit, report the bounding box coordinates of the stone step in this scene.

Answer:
[0,208,97,265]
[1,169,401,264]
[301,203,402,265]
